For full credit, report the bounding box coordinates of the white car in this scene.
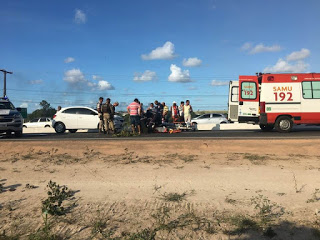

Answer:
[23,117,52,128]
[52,106,123,133]
[191,113,228,126]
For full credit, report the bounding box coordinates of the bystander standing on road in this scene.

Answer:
[56,106,62,113]
[127,98,141,135]
[154,100,163,125]
[112,101,119,132]
[102,98,114,134]
[140,102,145,118]
[97,97,104,133]
[179,101,184,122]
[171,101,179,122]
[184,100,193,127]
[162,102,169,123]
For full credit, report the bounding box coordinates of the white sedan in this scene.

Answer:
[191,113,228,126]
[52,106,123,133]
[23,117,52,128]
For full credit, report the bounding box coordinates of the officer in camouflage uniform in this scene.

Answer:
[102,98,114,134]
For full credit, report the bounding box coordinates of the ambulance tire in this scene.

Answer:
[275,116,293,133]
[260,124,274,131]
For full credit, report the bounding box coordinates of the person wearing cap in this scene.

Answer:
[171,101,179,122]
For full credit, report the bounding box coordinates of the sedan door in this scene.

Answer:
[76,108,99,129]
[198,114,211,124]
[60,108,78,129]
[39,117,49,127]
[28,118,40,128]
[210,114,226,124]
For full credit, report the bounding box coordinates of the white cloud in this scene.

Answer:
[286,48,310,61]
[263,48,311,73]
[133,70,157,82]
[74,9,86,24]
[241,42,281,54]
[64,57,75,63]
[141,41,176,60]
[249,43,281,54]
[64,69,115,90]
[20,102,28,108]
[64,68,86,84]
[29,79,43,85]
[182,57,202,67]
[263,59,309,73]
[168,64,192,83]
[210,80,229,86]
[97,80,115,90]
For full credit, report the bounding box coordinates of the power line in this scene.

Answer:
[7,88,229,97]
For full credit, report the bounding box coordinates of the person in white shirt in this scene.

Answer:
[184,100,193,126]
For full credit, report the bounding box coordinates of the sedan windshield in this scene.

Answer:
[0,102,15,110]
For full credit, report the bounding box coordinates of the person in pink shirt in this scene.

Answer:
[127,98,141,134]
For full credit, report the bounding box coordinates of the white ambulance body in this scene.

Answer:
[259,73,320,132]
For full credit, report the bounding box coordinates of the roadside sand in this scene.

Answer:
[0,139,320,239]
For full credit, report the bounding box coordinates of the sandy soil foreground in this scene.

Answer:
[0,139,320,240]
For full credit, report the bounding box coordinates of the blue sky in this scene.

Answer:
[1,0,319,113]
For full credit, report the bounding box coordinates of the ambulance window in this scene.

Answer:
[231,86,238,102]
[302,81,320,99]
[302,82,312,99]
[313,82,320,98]
[241,82,257,99]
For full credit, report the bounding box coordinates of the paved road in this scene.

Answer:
[1,127,320,141]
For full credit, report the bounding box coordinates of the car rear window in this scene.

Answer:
[62,108,78,114]
[77,108,95,115]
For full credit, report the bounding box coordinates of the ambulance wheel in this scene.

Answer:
[260,124,274,131]
[275,116,293,133]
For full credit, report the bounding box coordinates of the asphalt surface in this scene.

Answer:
[1,127,320,141]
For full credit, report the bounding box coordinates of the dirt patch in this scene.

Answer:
[0,139,320,239]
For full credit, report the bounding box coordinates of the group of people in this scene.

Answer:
[97,97,193,135]
[97,97,119,134]
[127,98,193,135]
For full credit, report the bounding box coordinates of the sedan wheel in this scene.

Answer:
[54,122,66,134]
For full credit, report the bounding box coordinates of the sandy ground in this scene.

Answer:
[1,139,320,239]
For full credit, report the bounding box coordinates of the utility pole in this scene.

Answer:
[0,69,13,98]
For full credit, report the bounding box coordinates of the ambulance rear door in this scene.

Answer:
[238,76,260,123]
[228,81,239,122]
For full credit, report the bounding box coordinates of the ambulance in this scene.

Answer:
[259,73,320,132]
